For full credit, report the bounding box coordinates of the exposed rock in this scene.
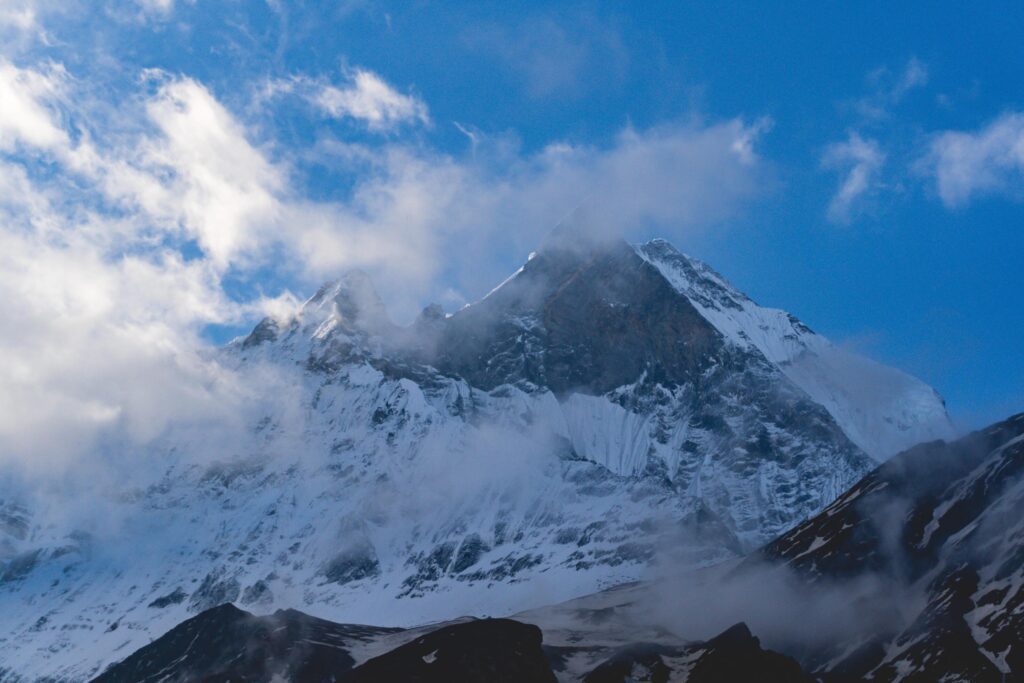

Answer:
[240,579,273,606]
[321,539,381,585]
[582,623,811,683]
[91,604,400,683]
[147,587,187,609]
[343,618,557,683]
[452,533,490,573]
[188,570,241,613]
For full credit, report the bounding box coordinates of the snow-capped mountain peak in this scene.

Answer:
[0,231,953,681]
[301,270,394,331]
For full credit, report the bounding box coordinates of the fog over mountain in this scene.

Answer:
[74,410,1024,682]
[1,4,1023,682]
[0,229,955,680]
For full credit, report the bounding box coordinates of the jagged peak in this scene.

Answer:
[304,269,378,308]
[301,269,393,332]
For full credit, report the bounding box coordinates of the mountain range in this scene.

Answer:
[0,229,958,680]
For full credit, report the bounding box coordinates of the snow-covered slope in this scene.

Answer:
[0,232,951,681]
[760,412,1024,680]
[637,239,954,460]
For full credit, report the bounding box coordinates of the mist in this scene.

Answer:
[637,559,918,662]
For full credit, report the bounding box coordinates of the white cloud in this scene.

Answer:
[265,68,429,132]
[314,68,429,130]
[0,69,286,269]
[0,63,278,473]
[822,132,885,223]
[0,0,73,46]
[0,226,240,464]
[132,76,284,267]
[0,58,67,150]
[0,170,250,476]
[924,112,1024,207]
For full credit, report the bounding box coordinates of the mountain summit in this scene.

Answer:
[0,232,952,680]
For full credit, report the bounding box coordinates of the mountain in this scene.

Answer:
[88,411,1024,683]
[0,230,952,681]
[91,601,811,683]
[757,411,1024,680]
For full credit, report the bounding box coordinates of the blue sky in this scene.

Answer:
[0,0,1021,436]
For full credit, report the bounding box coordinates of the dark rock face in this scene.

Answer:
[757,412,1024,681]
[241,317,280,349]
[91,604,401,683]
[452,533,490,574]
[147,587,187,608]
[431,239,720,395]
[94,597,820,683]
[188,570,241,612]
[685,623,812,683]
[345,618,557,683]
[582,623,812,683]
[240,579,273,606]
[763,414,1024,580]
[92,607,556,683]
[0,549,41,583]
[320,540,381,585]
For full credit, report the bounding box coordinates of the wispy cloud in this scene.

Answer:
[314,69,429,130]
[923,112,1024,207]
[819,58,927,223]
[888,57,929,101]
[822,132,886,223]
[856,57,929,120]
[264,68,429,132]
